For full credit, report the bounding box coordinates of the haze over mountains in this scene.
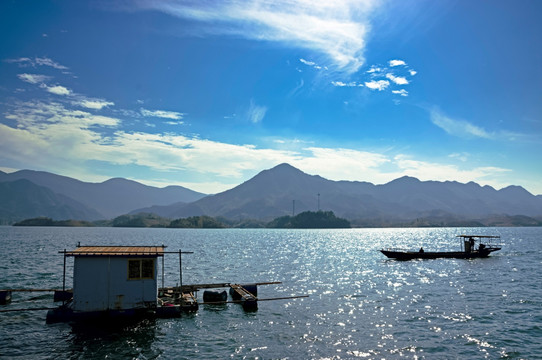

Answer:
[1,164,542,226]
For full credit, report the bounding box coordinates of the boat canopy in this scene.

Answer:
[457,235,500,239]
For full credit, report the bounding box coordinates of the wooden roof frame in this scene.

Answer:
[64,246,166,257]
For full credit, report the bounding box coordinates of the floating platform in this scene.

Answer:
[1,282,307,323]
[1,245,307,323]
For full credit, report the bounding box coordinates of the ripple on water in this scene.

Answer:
[1,227,541,358]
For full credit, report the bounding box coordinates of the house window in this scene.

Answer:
[128,259,155,280]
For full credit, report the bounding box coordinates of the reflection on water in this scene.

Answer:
[1,226,541,358]
[68,319,159,359]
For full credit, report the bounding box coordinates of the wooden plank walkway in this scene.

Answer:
[229,284,257,301]
[161,281,281,293]
[0,288,64,292]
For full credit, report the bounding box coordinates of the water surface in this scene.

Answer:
[1,227,540,359]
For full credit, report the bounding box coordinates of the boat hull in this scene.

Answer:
[380,248,500,260]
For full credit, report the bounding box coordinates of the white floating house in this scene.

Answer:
[66,246,164,314]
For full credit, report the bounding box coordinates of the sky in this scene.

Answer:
[1,0,541,195]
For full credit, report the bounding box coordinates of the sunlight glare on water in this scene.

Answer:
[0,226,541,359]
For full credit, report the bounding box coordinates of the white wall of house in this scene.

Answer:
[72,256,157,313]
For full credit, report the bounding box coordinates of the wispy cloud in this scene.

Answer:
[392,89,408,97]
[135,0,380,73]
[6,57,68,70]
[299,58,322,70]
[430,109,492,139]
[141,108,184,120]
[17,73,52,84]
[247,99,267,123]
[449,152,469,162]
[289,79,305,97]
[14,68,115,110]
[429,109,533,142]
[366,66,382,73]
[331,81,362,87]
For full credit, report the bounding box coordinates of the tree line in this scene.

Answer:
[13,211,351,229]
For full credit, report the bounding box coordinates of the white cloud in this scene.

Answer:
[393,154,510,187]
[6,57,68,70]
[0,100,521,194]
[389,59,406,67]
[449,152,469,162]
[78,99,115,110]
[365,79,390,91]
[332,81,362,87]
[17,73,51,84]
[430,109,492,139]
[141,108,184,120]
[137,0,380,73]
[392,89,408,96]
[409,70,417,76]
[366,66,382,73]
[5,57,32,64]
[299,58,322,69]
[111,131,293,177]
[247,100,267,123]
[0,101,120,174]
[34,57,69,70]
[299,58,316,66]
[41,84,72,96]
[292,147,390,182]
[386,73,408,85]
[5,101,120,128]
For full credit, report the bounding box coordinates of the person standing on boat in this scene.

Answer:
[468,237,475,252]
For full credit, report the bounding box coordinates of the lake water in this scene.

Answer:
[0,226,541,359]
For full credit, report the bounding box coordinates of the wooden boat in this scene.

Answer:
[381,235,501,260]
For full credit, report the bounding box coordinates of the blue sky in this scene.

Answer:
[1,0,541,195]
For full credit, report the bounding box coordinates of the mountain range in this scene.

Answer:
[1,164,542,226]
[0,169,205,223]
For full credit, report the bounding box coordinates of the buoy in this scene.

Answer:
[0,291,12,305]
[203,290,227,302]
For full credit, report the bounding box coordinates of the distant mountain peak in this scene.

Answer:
[252,163,309,181]
[386,175,420,185]
[500,185,533,197]
[271,163,304,173]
